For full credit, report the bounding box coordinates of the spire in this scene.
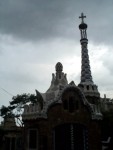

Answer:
[78,13,100,99]
[79,13,93,83]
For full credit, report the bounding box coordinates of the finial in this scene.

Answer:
[55,62,63,72]
[79,12,86,23]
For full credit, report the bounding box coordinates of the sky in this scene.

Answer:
[0,0,113,110]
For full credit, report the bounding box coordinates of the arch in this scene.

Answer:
[62,86,85,103]
[53,123,89,150]
[61,86,85,113]
[41,85,101,120]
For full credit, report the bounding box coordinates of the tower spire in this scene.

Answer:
[79,13,93,83]
[78,13,100,100]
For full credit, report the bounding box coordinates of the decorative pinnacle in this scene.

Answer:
[55,62,63,72]
[79,13,93,84]
[79,12,86,23]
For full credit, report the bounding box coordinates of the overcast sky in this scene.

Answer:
[0,0,113,110]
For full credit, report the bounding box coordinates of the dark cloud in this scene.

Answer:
[0,0,112,44]
[0,0,113,108]
[0,0,73,40]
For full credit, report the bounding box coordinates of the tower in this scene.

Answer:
[78,13,100,104]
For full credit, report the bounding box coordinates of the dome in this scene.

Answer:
[55,62,63,72]
[79,23,87,30]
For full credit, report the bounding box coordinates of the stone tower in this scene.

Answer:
[78,13,100,104]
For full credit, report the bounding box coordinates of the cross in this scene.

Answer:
[79,13,86,23]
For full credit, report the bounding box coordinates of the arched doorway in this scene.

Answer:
[53,123,89,150]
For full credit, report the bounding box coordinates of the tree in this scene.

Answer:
[0,93,37,126]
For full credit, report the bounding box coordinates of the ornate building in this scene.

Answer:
[22,13,103,150]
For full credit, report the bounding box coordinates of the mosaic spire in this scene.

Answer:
[78,13,100,99]
[79,13,93,83]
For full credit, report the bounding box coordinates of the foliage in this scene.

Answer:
[0,93,37,126]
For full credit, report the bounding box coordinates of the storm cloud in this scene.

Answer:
[0,0,113,110]
[0,0,113,44]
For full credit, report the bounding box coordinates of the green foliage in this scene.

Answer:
[0,105,14,118]
[0,93,37,126]
[11,93,37,106]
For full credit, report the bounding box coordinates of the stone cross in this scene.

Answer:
[79,13,86,23]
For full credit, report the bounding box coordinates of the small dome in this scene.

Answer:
[79,23,87,30]
[55,62,63,72]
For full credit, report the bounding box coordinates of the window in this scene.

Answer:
[62,89,81,113]
[63,99,68,110]
[87,85,89,90]
[59,74,61,79]
[75,100,79,110]
[54,124,89,150]
[63,96,79,113]
[69,96,75,113]
[29,129,38,149]
[92,86,94,90]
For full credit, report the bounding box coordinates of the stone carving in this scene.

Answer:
[46,92,55,101]
[35,89,44,110]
